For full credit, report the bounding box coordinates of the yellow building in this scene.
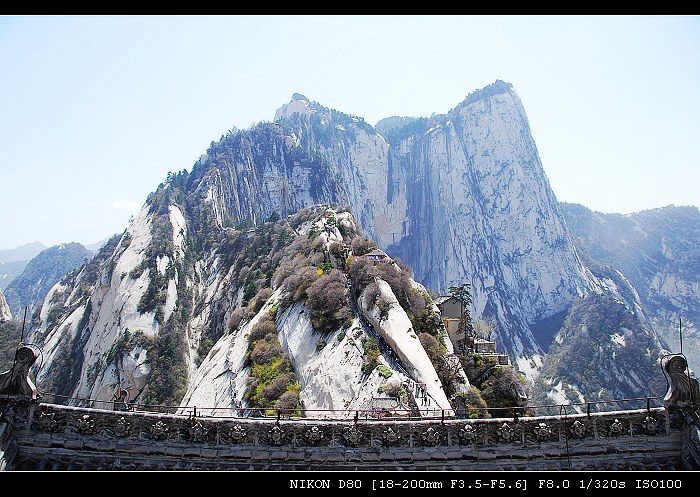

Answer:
[435,295,509,365]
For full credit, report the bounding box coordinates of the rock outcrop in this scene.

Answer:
[0,287,10,321]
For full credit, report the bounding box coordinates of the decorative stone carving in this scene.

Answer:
[382,427,402,446]
[304,426,324,444]
[112,387,130,412]
[420,426,441,446]
[227,424,247,443]
[608,418,624,437]
[533,422,553,441]
[497,422,515,442]
[114,416,131,437]
[0,345,40,399]
[663,354,700,428]
[641,415,659,435]
[267,425,285,445]
[458,424,478,443]
[0,398,31,425]
[343,426,363,446]
[569,419,587,439]
[78,414,96,435]
[188,421,209,442]
[150,420,169,440]
[36,411,61,432]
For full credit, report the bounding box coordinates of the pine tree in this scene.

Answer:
[449,283,474,339]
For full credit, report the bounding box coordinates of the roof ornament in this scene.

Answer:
[662,318,700,428]
[662,354,700,428]
[0,344,40,400]
[112,386,131,412]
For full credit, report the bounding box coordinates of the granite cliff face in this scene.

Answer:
[181,82,600,380]
[20,81,678,414]
[380,84,599,377]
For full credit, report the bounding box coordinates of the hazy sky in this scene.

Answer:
[1,15,699,250]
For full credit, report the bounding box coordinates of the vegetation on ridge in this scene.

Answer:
[0,318,22,375]
[245,308,302,415]
[531,293,666,413]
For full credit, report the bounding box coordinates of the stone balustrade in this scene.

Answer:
[1,346,699,470]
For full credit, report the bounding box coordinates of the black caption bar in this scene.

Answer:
[278,470,699,494]
[18,468,700,492]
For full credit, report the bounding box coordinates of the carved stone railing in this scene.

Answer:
[23,403,671,448]
[4,402,683,470]
[1,350,699,470]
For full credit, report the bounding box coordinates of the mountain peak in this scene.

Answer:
[275,93,313,121]
[455,79,515,111]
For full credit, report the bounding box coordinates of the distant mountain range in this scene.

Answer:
[0,239,106,291]
[0,241,47,291]
[0,241,47,264]
[2,243,94,319]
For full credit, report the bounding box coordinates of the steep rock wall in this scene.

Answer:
[185,84,600,379]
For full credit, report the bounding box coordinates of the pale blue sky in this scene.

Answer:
[1,15,699,250]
